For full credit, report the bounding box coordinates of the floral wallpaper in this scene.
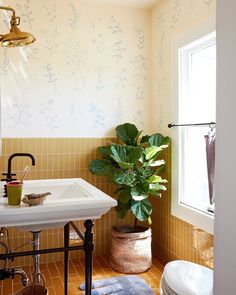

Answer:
[150,0,216,262]
[151,0,216,135]
[0,0,151,137]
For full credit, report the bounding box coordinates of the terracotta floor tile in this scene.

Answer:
[68,262,77,274]
[68,273,80,282]
[152,259,164,272]
[39,263,48,271]
[73,261,85,278]
[55,261,64,268]
[41,269,53,287]
[2,255,163,295]
[51,276,64,295]
[12,283,23,292]
[47,262,60,278]
[2,278,12,295]
[47,286,56,295]
[152,287,161,295]
[147,277,161,288]
[94,256,109,269]
[57,266,65,278]
[12,274,22,285]
[150,267,163,278]
[71,258,80,266]
[68,283,77,295]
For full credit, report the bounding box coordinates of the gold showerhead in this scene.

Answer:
[0,25,36,47]
[0,6,36,47]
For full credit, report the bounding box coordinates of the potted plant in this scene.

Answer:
[89,123,170,273]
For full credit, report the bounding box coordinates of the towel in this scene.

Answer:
[205,133,216,205]
[79,275,154,295]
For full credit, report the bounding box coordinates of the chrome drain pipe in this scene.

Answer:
[13,268,30,286]
[31,231,41,284]
[0,230,30,286]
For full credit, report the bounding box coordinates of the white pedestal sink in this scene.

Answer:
[0,178,117,231]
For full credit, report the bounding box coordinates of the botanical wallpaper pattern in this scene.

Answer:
[151,0,216,134]
[150,0,216,261]
[0,0,151,137]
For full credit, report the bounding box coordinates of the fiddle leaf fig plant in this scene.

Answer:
[89,123,171,226]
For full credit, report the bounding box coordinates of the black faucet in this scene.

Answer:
[1,153,36,197]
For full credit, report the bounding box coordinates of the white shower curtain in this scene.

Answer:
[205,133,216,205]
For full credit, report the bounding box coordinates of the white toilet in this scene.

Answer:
[160,260,213,295]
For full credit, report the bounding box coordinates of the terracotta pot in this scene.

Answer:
[110,225,152,273]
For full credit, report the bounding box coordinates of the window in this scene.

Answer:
[171,30,216,234]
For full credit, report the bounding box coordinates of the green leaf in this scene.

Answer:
[89,159,113,176]
[148,175,168,184]
[137,130,143,141]
[113,186,123,194]
[110,145,142,169]
[149,183,167,191]
[155,165,166,175]
[149,190,162,197]
[149,159,165,167]
[148,133,171,148]
[118,162,134,169]
[145,146,161,161]
[131,199,152,222]
[118,189,132,204]
[111,145,127,163]
[115,123,140,145]
[149,181,167,197]
[139,166,153,178]
[114,171,136,186]
[132,195,147,201]
[98,146,112,157]
[140,135,150,144]
[116,200,130,218]
[127,146,143,163]
[131,182,149,200]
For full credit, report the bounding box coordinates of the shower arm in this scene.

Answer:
[0,6,16,17]
[0,6,21,27]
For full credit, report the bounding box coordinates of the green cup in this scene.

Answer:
[6,181,23,206]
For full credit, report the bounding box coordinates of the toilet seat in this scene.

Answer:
[160,260,213,295]
[161,276,178,295]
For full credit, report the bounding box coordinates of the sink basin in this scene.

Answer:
[0,178,117,231]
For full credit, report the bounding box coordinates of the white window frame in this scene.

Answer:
[171,17,215,234]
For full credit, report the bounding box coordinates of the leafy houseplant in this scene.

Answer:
[89,123,171,229]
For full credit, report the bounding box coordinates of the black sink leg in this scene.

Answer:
[84,219,94,295]
[64,223,70,295]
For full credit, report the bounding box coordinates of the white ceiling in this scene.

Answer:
[81,0,159,9]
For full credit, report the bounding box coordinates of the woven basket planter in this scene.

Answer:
[110,225,152,274]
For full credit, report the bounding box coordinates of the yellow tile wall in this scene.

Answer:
[151,146,214,269]
[0,139,213,269]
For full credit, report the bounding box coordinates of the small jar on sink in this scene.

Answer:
[6,181,23,206]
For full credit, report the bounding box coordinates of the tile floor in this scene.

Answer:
[0,256,163,295]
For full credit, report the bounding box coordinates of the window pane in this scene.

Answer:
[179,36,216,214]
[181,127,209,212]
[190,44,216,122]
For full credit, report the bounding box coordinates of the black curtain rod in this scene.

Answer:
[168,122,216,128]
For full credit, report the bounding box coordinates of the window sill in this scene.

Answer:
[171,201,214,234]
